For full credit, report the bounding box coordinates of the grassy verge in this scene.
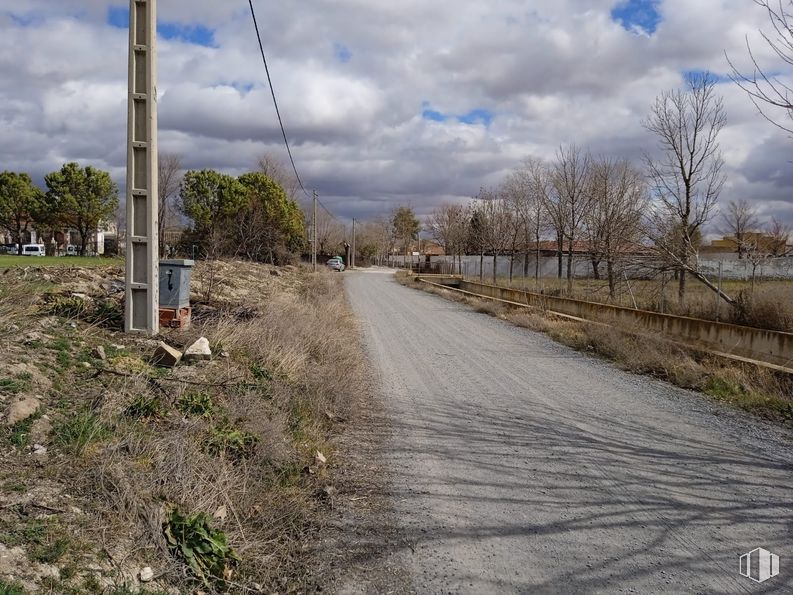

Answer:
[0,261,365,593]
[0,255,123,269]
[397,272,793,426]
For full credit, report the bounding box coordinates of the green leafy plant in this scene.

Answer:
[32,537,70,564]
[177,392,215,418]
[8,408,42,448]
[0,373,32,395]
[0,579,26,595]
[53,411,111,455]
[85,298,123,329]
[163,509,239,588]
[125,395,163,420]
[249,363,272,382]
[206,425,257,460]
[47,296,90,319]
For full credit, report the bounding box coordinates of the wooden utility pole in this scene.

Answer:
[125,0,159,334]
[351,218,356,269]
[312,191,318,272]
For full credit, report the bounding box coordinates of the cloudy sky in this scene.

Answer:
[2,0,793,229]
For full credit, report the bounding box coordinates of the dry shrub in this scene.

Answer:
[74,267,366,591]
[728,287,793,332]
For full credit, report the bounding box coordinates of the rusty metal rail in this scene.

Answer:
[416,276,793,374]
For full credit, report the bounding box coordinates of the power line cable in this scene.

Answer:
[247,0,310,198]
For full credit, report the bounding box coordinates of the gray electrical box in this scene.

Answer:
[159,260,194,310]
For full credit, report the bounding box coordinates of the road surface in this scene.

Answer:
[341,270,793,594]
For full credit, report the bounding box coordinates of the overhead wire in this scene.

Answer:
[247,0,309,198]
[247,0,347,226]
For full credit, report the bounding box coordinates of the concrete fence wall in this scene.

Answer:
[395,254,793,280]
[451,280,793,369]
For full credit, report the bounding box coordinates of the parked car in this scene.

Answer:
[1,244,18,255]
[65,245,78,256]
[326,257,345,272]
[21,244,46,257]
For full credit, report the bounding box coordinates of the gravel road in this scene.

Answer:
[341,269,793,594]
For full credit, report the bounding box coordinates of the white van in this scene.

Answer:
[22,244,46,257]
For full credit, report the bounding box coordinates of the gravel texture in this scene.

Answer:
[339,269,793,594]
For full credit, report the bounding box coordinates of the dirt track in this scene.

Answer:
[340,269,793,594]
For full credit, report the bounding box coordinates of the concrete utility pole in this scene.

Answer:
[312,191,318,272]
[125,0,159,334]
[351,218,356,269]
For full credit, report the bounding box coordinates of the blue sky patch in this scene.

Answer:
[611,0,661,34]
[682,70,730,84]
[7,12,38,27]
[334,43,352,63]
[422,104,494,126]
[422,109,448,122]
[458,109,494,126]
[107,6,216,47]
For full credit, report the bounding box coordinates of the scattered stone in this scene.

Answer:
[70,292,92,301]
[42,274,52,282]
[111,344,126,351]
[140,566,154,582]
[315,450,327,465]
[68,505,83,515]
[9,324,19,332]
[68,322,77,329]
[23,331,44,345]
[29,417,51,444]
[152,342,182,368]
[39,564,60,580]
[183,337,212,362]
[213,505,227,521]
[32,444,47,456]
[93,346,107,361]
[220,351,230,358]
[322,485,337,498]
[80,362,91,369]
[6,396,41,426]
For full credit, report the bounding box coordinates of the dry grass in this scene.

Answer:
[398,273,793,426]
[0,262,366,593]
[502,275,793,332]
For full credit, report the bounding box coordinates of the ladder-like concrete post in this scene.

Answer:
[125,0,159,334]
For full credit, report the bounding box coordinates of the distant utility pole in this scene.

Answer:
[312,190,317,272]
[125,0,159,334]
[351,218,356,269]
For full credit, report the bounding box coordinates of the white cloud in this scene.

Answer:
[0,0,792,227]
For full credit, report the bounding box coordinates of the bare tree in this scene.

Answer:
[721,199,760,259]
[768,216,792,255]
[552,145,592,292]
[643,72,727,303]
[585,158,647,299]
[499,177,528,283]
[476,187,514,284]
[522,158,551,283]
[728,0,793,132]
[158,153,182,257]
[540,165,567,281]
[257,153,302,203]
[427,203,468,273]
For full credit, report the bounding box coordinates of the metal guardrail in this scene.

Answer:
[417,276,793,374]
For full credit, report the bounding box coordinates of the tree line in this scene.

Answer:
[422,72,791,305]
[0,155,307,264]
[0,163,118,256]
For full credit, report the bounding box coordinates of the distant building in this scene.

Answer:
[703,233,792,257]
